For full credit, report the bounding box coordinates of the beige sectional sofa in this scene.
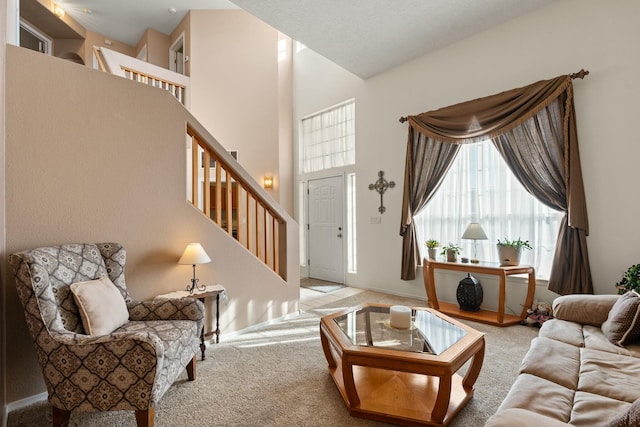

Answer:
[486,293,640,427]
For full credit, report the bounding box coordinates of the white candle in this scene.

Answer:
[389,305,412,329]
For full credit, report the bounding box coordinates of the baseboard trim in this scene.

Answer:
[5,392,47,416]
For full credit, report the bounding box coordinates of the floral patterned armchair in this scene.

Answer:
[9,243,204,427]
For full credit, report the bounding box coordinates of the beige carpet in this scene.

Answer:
[8,289,538,427]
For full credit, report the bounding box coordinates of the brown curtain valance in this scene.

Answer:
[406,76,570,144]
[400,73,592,295]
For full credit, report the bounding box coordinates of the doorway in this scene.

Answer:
[307,176,344,283]
[169,33,185,75]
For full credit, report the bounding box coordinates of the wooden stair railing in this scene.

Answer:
[121,66,186,104]
[187,126,287,279]
[94,46,188,105]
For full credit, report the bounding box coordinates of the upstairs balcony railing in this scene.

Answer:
[94,46,189,105]
[187,126,287,279]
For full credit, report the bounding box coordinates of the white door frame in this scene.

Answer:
[169,32,185,74]
[306,174,346,283]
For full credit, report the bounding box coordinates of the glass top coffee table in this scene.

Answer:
[320,303,485,427]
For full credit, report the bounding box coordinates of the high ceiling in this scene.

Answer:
[56,0,557,79]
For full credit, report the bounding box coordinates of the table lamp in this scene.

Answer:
[462,222,488,264]
[178,243,211,293]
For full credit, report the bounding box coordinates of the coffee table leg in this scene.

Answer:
[320,324,337,369]
[432,374,452,423]
[342,358,360,407]
[462,338,485,389]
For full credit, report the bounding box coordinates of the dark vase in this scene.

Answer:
[457,274,483,312]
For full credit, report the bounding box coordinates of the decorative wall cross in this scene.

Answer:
[368,170,395,214]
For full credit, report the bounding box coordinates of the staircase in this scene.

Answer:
[95,47,290,280]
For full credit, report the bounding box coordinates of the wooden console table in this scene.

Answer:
[155,284,226,360]
[422,259,535,327]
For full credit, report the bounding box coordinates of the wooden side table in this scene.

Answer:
[155,284,226,360]
[422,259,535,327]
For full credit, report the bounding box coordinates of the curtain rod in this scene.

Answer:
[398,69,590,123]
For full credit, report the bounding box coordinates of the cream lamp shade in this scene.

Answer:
[179,243,211,266]
[179,243,211,293]
[462,223,488,240]
[462,223,488,263]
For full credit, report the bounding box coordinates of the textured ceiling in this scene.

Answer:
[57,0,557,79]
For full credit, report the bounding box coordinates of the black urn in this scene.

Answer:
[457,273,483,312]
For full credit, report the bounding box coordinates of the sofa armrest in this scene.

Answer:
[127,298,205,323]
[485,408,569,427]
[552,294,620,327]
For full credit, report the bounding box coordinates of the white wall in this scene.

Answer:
[294,0,640,311]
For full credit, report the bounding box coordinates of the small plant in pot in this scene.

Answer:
[616,264,640,294]
[496,238,532,266]
[441,243,461,263]
[425,239,439,260]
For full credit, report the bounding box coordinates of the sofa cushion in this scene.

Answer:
[578,348,640,404]
[485,408,569,427]
[519,337,580,390]
[497,373,574,422]
[604,398,640,427]
[71,276,130,335]
[539,318,586,347]
[601,291,640,346]
[583,325,640,357]
[572,392,632,427]
[553,294,620,326]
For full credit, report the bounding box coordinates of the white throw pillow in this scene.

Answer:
[70,276,129,335]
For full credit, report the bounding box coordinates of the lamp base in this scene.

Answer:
[187,264,206,294]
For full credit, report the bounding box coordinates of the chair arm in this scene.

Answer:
[552,294,620,327]
[46,331,164,410]
[127,298,204,323]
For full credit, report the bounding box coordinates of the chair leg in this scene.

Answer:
[135,407,154,427]
[186,355,196,381]
[52,407,71,427]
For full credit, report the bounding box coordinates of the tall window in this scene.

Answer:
[414,140,563,279]
[300,99,355,173]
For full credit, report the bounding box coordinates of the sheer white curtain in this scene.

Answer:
[414,140,563,278]
[301,100,355,173]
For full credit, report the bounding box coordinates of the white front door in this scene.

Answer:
[308,176,344,283]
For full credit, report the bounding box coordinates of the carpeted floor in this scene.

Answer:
[7,288,538,427]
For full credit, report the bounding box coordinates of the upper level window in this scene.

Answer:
[300,99,355,173]
[20,19,52,55]
[414,140,563,279]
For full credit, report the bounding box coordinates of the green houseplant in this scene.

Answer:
[496,238,532,266]
[616,264,640,294]
[425,239,439,260]
[441,243,461,262]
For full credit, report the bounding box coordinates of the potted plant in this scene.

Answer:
[425,239,439,260]
[616,264,640,294]
[496,238,532,266]
[441,243,461,262]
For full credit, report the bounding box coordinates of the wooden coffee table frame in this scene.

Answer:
[320,303,485,427]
